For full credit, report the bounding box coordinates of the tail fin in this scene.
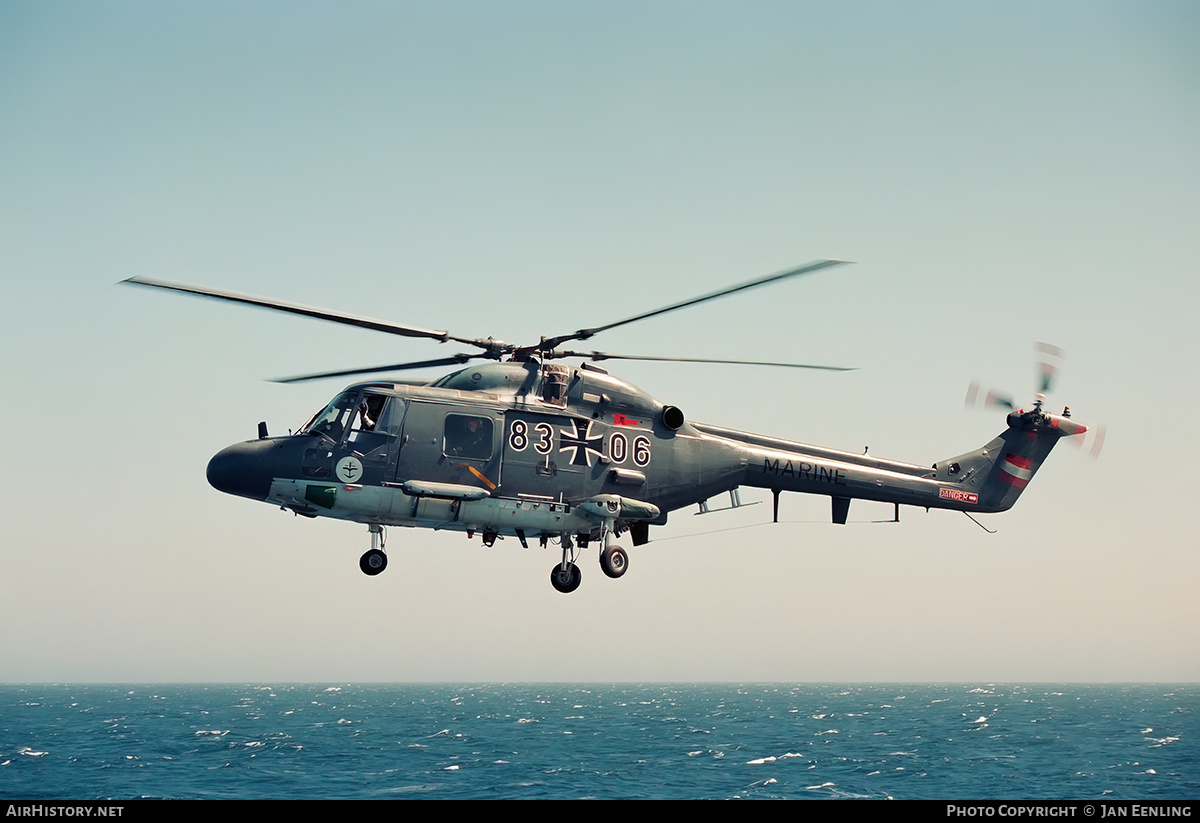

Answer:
[935,408,1086,512]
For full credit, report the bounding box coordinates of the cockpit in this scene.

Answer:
[301,390,393,442]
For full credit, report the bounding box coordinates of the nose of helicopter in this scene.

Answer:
[206,440,274,501]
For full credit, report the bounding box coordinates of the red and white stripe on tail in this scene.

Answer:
[998,453,1035,488]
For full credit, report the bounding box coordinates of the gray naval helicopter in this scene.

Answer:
[125,261,1090,593]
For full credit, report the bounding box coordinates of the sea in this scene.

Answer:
[1,683,1195,801]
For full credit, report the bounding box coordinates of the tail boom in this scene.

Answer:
[698,409,1081,520]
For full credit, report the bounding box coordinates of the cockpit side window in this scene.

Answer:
[350,393,387,433]
[347,393,400,455]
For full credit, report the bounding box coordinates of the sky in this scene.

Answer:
[2,0,1197,683]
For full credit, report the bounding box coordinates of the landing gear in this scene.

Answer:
[600,545,628,579]
[550,535,582,594]
[360,549,387,576]
[359,524,387,576]
[547,527,631,591]
[550,561,582,594]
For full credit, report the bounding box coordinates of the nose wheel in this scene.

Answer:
[360,549,387,576]
[359,525,387,576]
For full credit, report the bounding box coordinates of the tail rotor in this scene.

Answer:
[965,343,1104,457]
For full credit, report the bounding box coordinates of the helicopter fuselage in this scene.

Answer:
[207,359,1077,565]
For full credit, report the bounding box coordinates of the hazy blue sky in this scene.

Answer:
[2,1,1197,682]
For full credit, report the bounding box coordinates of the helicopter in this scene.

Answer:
[124,261,1090,593]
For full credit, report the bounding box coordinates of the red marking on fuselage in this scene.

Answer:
[939,487,978,504]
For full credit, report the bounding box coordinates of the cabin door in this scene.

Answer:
[392,401,503,493]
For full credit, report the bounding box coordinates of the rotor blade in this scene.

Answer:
[553,350,855,371]
[271,354,481,384]
[122,276,492,349]
[536,259,851,350]
[1064,416,1106,458]
[966,381,1016,411]
[1035,342,1064,395]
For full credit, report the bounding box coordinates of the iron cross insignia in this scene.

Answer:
[559,419,604,467]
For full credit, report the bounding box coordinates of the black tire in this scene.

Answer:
[600,546,629,579]
[549,562,582,593]
[360,549,388,576]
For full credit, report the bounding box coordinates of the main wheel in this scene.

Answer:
[359,549,388,576]
[600,545,629,579]
[549,562,582,594]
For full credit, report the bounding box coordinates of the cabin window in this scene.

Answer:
[443,414,493,460]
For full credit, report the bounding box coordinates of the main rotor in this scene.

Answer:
[124,260,854,383]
